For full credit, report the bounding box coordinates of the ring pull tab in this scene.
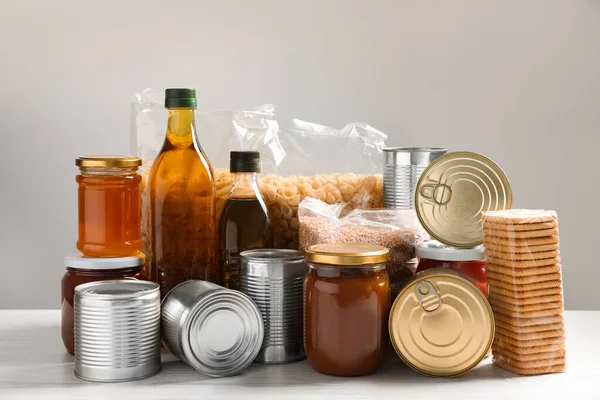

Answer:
[416,280,443,314]
[419,183,452,206]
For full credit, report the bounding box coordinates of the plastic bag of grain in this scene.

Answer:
[299,197,427,293]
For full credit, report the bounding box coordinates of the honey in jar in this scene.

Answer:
[149,88,217,297]
[76,156,142,257]
[304,243,390,377]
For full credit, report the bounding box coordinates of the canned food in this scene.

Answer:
[240,249,307,364]
[383,147,447,209]
[389,268,494,377]
[74,280,161,382]
[161,280,264,377]
[415,151,512,248]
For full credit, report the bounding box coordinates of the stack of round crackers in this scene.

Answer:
[482,209,566,375]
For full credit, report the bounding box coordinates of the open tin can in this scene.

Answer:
[389,268,494,377]
[161,280,264,377]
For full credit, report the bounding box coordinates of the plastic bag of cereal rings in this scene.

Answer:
[201,105,388,249]
[299,197,427,293]
[132,91,388,253]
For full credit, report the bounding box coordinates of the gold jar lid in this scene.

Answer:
[304,243,389,265]
[389,268,494,377]
[76,155,142,168]
[415,151,512,248]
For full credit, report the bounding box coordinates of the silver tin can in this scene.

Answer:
[383,147,447,209]
[161,280,264,377]
[74,280,161,382]
[240,249,307,364]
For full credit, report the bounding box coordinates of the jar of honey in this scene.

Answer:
[304,243,390,377]
[61,252,148,354]
[416,240,487,296]
[76,156,142,257]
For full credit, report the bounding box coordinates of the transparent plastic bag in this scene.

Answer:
[131,90,389,252]
[200,106,388,249]
[130,89,167,263]
[482,209,566,375]
[298,197,427,290]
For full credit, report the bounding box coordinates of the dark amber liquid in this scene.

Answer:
[150,109,216,298]
[76,174,142,257]
[219,197,271,290]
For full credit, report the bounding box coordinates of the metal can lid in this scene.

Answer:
[415,151,512,248]
[304,243,389,266]
[389,268,494,377]
[65,251,145,270]
[240,249,307,278]
[383,147,448,166]
[182,289,264,378]
[76,155,142,168]
[75,280,158,300]
[416,241,485,261]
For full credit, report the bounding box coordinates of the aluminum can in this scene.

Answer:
[389,268,494,377]
[415,151,512,248]
[383,147,447,209]
[240,249,307,364]
[74,280,161,382]
[161,280,263,377]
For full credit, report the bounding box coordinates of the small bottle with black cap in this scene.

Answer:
[218,151,272,290]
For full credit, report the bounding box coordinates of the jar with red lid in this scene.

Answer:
[61,252,148,354]
[415,241,487,296]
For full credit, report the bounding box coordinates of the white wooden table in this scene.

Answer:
[0,310,598,399]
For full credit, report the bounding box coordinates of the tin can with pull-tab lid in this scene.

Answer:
[389,268,494,377]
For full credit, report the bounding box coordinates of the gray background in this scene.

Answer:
[1,0,598,309]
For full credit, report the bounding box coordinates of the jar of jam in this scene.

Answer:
[415,240,487,296]
[304,243,390,377]
[76,155,142,257]
[61,252,148,354]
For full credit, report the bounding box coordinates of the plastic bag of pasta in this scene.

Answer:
[132,91,388,252]
[202,105,388,249]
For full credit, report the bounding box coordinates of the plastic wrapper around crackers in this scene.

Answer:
[299,196,427,289]
[481,209,566,376]
[131,89,388,254]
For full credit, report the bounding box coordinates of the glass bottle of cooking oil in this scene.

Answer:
[219,151,272,290]
[149,88,217,298]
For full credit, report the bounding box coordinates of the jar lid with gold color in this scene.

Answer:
[304,243,389,265]
[389,268,494,377]
[76,155,142,168]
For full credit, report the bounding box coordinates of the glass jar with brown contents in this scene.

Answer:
[149,89,217,297]
[304,243,390,377]
[61,252,148,354]
[76,156,142,257]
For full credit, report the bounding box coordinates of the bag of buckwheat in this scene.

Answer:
[298,197,427,293]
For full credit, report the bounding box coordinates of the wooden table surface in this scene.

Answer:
[0,310,597,399]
